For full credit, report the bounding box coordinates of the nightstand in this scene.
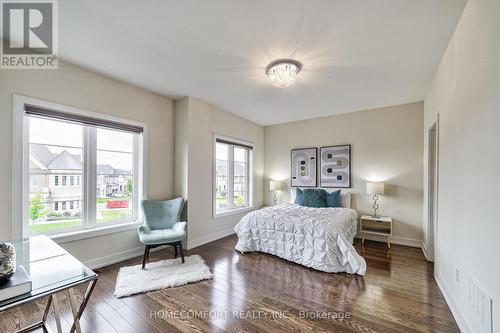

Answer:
[360,215,393,248]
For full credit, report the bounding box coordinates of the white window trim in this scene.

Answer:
[212,133,253,218]
[12,94,148,241]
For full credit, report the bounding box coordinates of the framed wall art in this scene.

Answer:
[319,145,351,188]
[291,148,317,187]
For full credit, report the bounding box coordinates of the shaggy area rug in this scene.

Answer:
[114,255,213,298]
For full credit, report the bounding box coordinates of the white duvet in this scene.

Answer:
[234,204,366,275]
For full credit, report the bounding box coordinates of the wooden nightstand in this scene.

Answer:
[360,215,393,248]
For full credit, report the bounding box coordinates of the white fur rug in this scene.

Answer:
[114,255,213,298]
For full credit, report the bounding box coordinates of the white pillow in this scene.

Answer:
[290,188,351,208]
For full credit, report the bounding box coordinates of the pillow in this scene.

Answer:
[294,188,304,205]
[302,189,327,208]
[326,190,341,207]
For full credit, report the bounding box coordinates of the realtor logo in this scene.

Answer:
[1,0,58,69]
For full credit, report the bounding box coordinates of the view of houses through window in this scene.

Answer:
[215,139,251,214]
[28,116,136,235]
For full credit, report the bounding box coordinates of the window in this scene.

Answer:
[30,175,38,187]
[19,99,145,237]
[214,136,252,216]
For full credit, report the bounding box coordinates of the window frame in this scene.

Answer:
[212,134,253,218]
[12,95,148,241]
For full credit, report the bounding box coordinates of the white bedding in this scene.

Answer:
[234,204,366,275]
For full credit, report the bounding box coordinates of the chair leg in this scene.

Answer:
[142,245,149,270]
[178,242,185,263]
[174,244,178,258]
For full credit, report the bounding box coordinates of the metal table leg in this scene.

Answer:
[68,288,81,333]
[13,278,97,333]
[15,295,53,333]
[69,279,97,333]
[51,294,62,332]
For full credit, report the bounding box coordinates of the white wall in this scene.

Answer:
[423,0,500,332]
[174,98,189,201]
[264,102,424,245]
[0,61,174,267]
[174,97,265,248]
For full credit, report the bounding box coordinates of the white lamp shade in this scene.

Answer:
[366,182,385,195]
[269,180,282,191]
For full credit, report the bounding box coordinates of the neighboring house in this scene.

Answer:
[215,159,247,202]
[30,144,131,217]
[97,165,131,198]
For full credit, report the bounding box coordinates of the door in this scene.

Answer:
[427,122,438,261]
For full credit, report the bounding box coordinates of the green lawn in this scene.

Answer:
[29,209,133,234]
[96,197,108,204]
[97,209,132,223]
[216,195,243,207]
[29,219,81,234]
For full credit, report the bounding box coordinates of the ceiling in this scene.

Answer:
[59,0,467,126]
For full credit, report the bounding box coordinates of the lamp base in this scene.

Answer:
[371,194,379,217]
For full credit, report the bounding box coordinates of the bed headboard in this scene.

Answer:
[290,188,352,208]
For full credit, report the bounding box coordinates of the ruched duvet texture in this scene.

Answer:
[234,204,366,275]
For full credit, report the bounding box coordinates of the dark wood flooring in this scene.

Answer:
[0,236,459,332]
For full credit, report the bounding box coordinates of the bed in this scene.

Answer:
[234,192,366,275]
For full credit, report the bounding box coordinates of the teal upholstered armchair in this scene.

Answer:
[138,198,186,269]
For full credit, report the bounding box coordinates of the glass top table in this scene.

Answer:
[0,236,98,333]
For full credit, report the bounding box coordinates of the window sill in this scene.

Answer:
[50,221,141,244]
[215,206,253,218]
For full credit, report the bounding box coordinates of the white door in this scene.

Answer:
[427,122,438,261]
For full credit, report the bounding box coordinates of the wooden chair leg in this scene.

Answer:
[142,245,149,269]
[174,244,178,258]
[178,241,185,263]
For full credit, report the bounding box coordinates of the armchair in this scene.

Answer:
[138,198,186,269]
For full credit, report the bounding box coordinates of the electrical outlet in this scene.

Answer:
[455,268,460,283]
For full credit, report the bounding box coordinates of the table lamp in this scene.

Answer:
[269,180,282,205]
[366,182,385,217]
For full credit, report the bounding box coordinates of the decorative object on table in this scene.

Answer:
[291,148,317,187]
[269,180,282,205]
[114,255,213,298]
[0,242,16,283]
[360,215,393,248]
[138,197,187,269]
[320,145,351,188]
[0,266,32,301]
[366,182,385,217]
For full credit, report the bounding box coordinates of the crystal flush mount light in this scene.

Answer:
[265,59,303,88]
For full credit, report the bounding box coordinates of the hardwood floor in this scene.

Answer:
[0,236,459,332]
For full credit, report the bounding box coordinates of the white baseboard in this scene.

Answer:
[83,245,166,270]
[421,241,434,262]
[187,227,235,250]
[435,273,472,333]
[356,234,422,248]
[83,227,236,269]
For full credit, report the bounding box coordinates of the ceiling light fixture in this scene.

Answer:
[265,59,302,88]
